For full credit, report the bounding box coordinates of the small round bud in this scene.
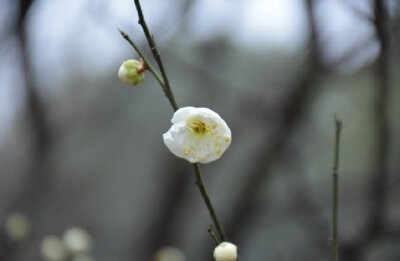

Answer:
[63,227,92,255]
[213,242,238,261]
[154,246,185,261]
[5,212,31,241]
[118,59,145,86]
[41,236,67,261]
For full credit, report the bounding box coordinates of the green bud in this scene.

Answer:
[118,59,145,86]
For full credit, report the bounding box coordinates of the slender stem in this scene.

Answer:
[330,117,342,261]
[193,163,226,242]
[208,225,220,245]
[129,0,228,245]
[133,0,179,111]
[118,29,166,95]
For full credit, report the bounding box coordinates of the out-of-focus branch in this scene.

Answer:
[341,1,392,260]
[11,0,52,215]
[0,0,53,259]
[343,1,375,24]
[325,34,375,69]
[224,0,323,243]
[368,0,391,236]
[131,157,192,260]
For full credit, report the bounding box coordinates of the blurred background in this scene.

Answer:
[0,0,399,260]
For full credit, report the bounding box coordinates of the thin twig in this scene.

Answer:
[118,29,166,94]
[330,117,342,261]
[208,225,220,245]
[133,0,178,111]
[193,164,226,242]
[129,0,227,244]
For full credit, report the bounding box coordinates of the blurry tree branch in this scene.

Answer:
[12,0,53,216]
[343,1,375,24]
[325,34,376,69]
[341,1,392,260]
[0,0,53,259]
[368,0,391,236]
[223,0,324,244]
[132,157,192,260]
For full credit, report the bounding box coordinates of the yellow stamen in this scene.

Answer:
[187,118,211,136]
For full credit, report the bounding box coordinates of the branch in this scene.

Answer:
[341,1,392,260]
[133,0,178,111]
[131,0,227,243]
[118,29,166,93]
[192,164,226,241]
[367,0,391,237]
[208,225,220,245]
[224,0,323,242]
[330,117,342,261]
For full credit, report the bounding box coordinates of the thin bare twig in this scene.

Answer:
[133,0,178,111]
[208,225,220,245]
[330,117,342,261]
[127,0,227,243]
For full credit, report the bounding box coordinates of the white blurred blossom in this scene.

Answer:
[213,242,238,261]
[41,236,67,261]
[62,227,92,255]
[154,246,185,261]
[5,212,31,241]
[163,107,231,163]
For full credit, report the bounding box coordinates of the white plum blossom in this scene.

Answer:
[5,212,31,241]
[41,236,67,261]
[154,246,186,261]
[163,107,231,163]
[62,227,92,255]
[213,242,238,261]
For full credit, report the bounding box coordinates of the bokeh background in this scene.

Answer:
[0,0,399,260]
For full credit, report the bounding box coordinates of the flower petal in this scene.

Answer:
[171,106,196,124]
[163,121,187,159]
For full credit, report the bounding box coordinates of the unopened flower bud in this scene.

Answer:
[213,242,238,261]
[118,59,146,85]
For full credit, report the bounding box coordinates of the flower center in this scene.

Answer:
[187,118,209,136]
